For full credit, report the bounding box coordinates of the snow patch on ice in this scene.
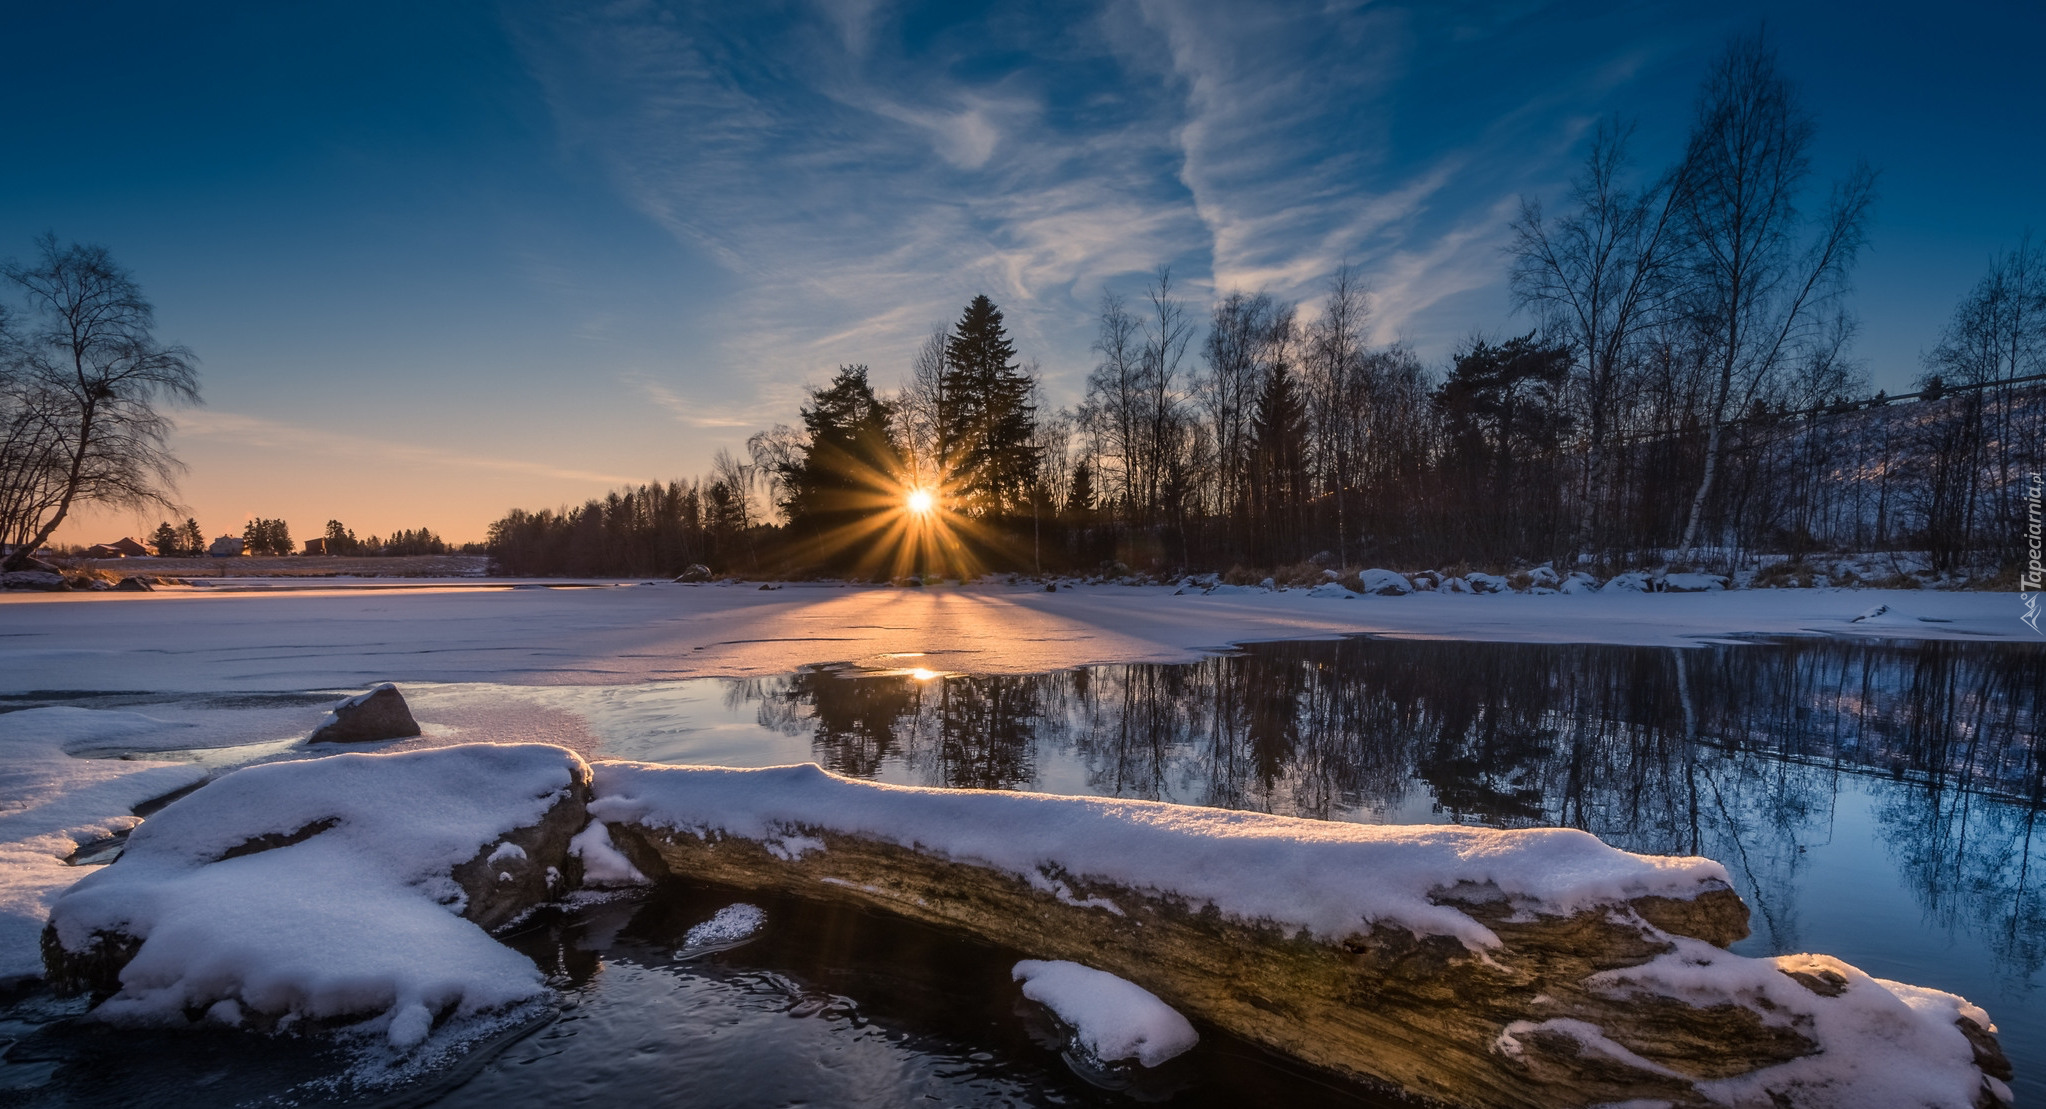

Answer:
[1012,959,1198,1067]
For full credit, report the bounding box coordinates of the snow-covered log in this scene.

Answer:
[592,762,2011,1109]
[42,744,590,1047]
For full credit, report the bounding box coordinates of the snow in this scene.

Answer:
[1355,568,1413,595]
[0,708,210,983]
[568,822,648,887]
[1305,582,1353,598]
[678,903,766,955]
[1011,959,1198,1067]
[44,743,587,1047]
[1594,937,2000,1109]
[0,581,2028,696]
[588,761,1729,949]
[1663,572,1729,593]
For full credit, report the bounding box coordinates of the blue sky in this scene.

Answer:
[4,0,2040,543]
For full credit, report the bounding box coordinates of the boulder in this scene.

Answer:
[1355,568,1413,595]
[1662,572,1730,593]
[113,576,153,592]
[307,683,422,743]
[0,570,67,591]
[673,564,713,583]
[43,745,591,1043]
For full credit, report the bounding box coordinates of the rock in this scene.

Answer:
[1662,572,1729,593]
[308,683,422,743]
[1356,568,1413,596]
[43,744,591,1028]
[673,564,713,583]
[0,570,67,591]
[1045,583,1057,592]
[113,576,153,592]
[1466,572,1511,594]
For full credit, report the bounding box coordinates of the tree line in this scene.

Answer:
[485,36,2040,581]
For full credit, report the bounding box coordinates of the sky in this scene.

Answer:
[3,0,2041,547]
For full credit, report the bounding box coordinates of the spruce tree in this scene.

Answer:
[150,521,180,557]
[782,365,901,563]
[940,296,1037,516]
[1249,361,1310,565]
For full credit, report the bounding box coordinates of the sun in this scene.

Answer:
[905,488,936,516]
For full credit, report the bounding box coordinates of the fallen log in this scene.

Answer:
[592,761,2010,1109]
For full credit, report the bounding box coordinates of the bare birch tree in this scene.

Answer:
[1,236,200,568]
[1674,32,1875,554]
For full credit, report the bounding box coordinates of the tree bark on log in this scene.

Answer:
[606,819,2006,1109]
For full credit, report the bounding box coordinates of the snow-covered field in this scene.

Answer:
[0,579,2029,694]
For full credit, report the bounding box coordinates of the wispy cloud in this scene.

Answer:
[504,0,1678,384]
[178,410,641,486]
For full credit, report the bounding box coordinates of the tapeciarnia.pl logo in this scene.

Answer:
[2024,471,2043,636]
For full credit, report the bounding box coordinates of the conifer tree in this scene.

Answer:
[1248,361,1310,564]
[940,296,1037,516]
[780,365,901,562]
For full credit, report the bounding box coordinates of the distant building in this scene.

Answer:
[208,536,245,557]
[87,537,152,558]
[303,537,329,556]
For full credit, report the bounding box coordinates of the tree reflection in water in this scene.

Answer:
[732,637,2044,975]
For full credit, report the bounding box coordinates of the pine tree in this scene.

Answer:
[1067,458,1095,520]
[179,517,204,557]
[781,365,901,541]
[940,296,1037,516]
[1248,361,1310,565]
[149,521,180,557]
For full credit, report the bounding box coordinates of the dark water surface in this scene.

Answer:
[2,635,2041,1107]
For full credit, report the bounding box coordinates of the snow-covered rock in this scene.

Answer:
[1603,571,1653,593]
[1559,572,1600,595]
[1663,572,1729,593]
[1466,572,1511,594]
[1355,569,1412,596]
[1305,582,1353,599]
[1013,959,1198,1067]
[1526,565,1560,588]
[1437,575,1475,594]
[0,570,66,591]
[44,744,591,1047]
[307,683,422,744]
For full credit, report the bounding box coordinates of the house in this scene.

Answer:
[303,537,329,556]
[86,538,152,558]
[208,536,245,557]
